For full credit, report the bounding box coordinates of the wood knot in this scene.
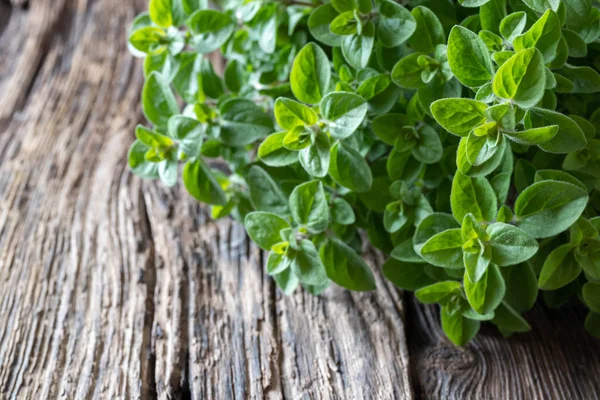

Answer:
[427,345,476,372]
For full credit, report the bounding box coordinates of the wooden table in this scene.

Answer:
[1,1,600,398]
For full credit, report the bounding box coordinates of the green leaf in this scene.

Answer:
[172,53,201,103]
[219,99,273,146]
[466,130,503,167]
[128,140,159,179]
[244,212,291,251]
[383,258,434,291]
[513,10,562,63]
[356,74,392,101]
[149,0,173,28]
[290,239,329,286]
[575,239,600,281]
[274,98,319,131]
[372,113,411,145]
[493,50,515,67]
[224,59,245,93]
[142,72,180,128]
[377,0,416,48]
[258,132,298,167]
[548,35,569,69]
[561,65,600,94]
[182,0,207,15]
[415,281,462,304]
[503,264,538,312]
[492,48,545,109]
[247,166,288,214]
[430,99,488,137]
[487,223,539,266]
[384,200,410,233]
[463,239,492,282]
[464,265,506,315]
[514,180,588,238]
[330,11,359,35]
[283,125,312,151]
[250,3,278,53]
[441,306,481,346]
[299,131,330,177]
[524,108,587,153]
[462,213,489,242]
[387,149,422,182]
[144,48,183,79]
[341,21,375,69]
[320,239,376,291]
[391,53,427,89]
[585,312,600,339]
[289,180,329,234]
[329,141,373,192]
[447,26,495,88]
[273,268,299,295]
[480,0,507,35]
[412,125,443,164]
[562,29,587,58]
[414,213,461,254]
[563,0,592,26]
[331,197,355,225]
[391,239,426,264]
[451,171,498,223]
[521,0,559,14]
[420,228,465,269]
[570,217,599,244]
[128,14,156,57]
[266,251,291,275]
[199,58,224,99]
[583,282,600,314]
[129,26,167,55]
[188,9,235,54]
[183,158,227,206]
[320,92,368,139]
[291,43,332,105]
[408,6,445,53]
[136,125,174,149]
[167,115,203,157]
[332,0,371,13]
[537,169,588,191]
[491,302,531,335]
[308,4,342,47]
[503,125,558,146]
[479,30,503,52]
[500,12,527,43]
[538,243,581,290]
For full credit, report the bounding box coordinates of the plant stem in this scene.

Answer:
[286,0,319,7]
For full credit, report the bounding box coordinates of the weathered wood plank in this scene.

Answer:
[0,0,156,398]
[142,186,413,398]
[407,297,600,399]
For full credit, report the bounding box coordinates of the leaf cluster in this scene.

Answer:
[128,0,600,345]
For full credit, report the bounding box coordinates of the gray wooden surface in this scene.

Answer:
[1,1,599,399]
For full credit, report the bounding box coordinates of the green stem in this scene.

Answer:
[285,0,319,7]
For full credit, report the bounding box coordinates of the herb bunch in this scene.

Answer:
[128,0,600,345]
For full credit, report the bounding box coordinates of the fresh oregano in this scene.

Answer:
[128,0,600,346]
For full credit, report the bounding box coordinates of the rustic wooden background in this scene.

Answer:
[1,0,600,398]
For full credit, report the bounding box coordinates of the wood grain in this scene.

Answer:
[407,297,600,399]
[1,0,600,399]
